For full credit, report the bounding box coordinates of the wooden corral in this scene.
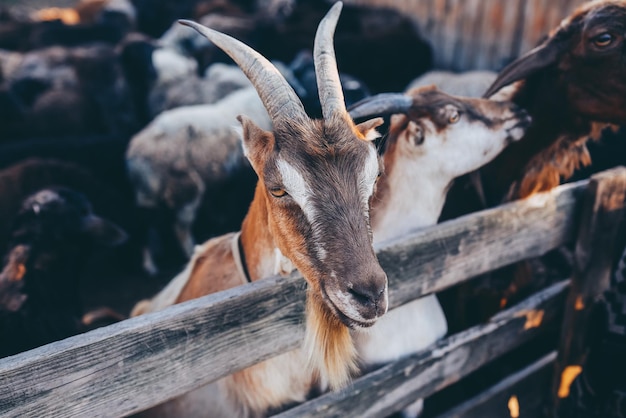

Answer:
[343,0,587,71]
[0,167,625,417]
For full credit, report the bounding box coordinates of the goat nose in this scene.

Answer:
[349,274,387,308]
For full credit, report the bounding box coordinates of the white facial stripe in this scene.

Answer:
[276,158,314,220]
[359,145,380,207]
[276,158,327,260]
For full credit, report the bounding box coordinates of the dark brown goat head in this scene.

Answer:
[485,0,626,124]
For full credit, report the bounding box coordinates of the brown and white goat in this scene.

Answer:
[133,3,387,416]
[348,86,530,416]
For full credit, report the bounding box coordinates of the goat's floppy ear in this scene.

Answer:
[82,215,128,247]
[237,114,275,172]
[484,40,564,98]
[355,117,384,141]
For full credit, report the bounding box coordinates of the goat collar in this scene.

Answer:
[231,232,251,284]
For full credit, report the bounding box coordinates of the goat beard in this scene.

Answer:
[303,291,357,391]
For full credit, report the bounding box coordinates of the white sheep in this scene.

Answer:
[126,86,271,275]
[148,50,252,117]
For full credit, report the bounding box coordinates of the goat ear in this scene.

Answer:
[404,121,424,146]
[484,41,563,98]
[355,117,384,141]
[237,115,275,172]
[82,215,128,247]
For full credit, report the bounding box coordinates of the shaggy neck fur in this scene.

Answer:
[486,81,612,202]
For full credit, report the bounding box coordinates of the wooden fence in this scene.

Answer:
[1,167,626,417]
[343,0,587,71]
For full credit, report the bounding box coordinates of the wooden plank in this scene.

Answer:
[0,179,586,418]
[436,352,555,418]
[552,167,626,411]
[273,281,568,418]
[380,179,583,309]
[0,275,307,418]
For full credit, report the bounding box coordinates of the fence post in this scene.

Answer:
[551,166,626,414]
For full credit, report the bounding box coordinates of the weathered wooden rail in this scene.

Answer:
[1,167,625,418]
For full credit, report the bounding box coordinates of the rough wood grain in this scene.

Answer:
[0,275,307,418]
[273,281,568,418]
[436,352,555,418]
[552,167,626,411]
[0,180,586,418]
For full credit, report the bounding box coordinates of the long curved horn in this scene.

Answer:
[179,20,309,125]
[483,40,562,98]
[314,2,347,121]
[348,93,413,120]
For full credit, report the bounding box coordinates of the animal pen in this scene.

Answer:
[0,0,621,417]
[0,165,624,417]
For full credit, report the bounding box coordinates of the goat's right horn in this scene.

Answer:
[348,93,413,120]
[178,20,309,126]
[314,2,348,122]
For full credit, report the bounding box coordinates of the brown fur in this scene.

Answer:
[176,235,242,302]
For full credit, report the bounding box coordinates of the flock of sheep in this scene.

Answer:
[1,0,626,417]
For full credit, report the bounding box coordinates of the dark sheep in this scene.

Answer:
[0,34,156,140]
[0,187,127,358]
[0,158,133,255]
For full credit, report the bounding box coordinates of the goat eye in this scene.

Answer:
[593,33,613,47]
[269,188,287,198]
[448,111,460,124]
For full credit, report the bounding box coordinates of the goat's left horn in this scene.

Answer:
[348,93,413,120]
[314,2,347,121]
[178,19,309,126]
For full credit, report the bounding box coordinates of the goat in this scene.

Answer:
[348,86,530,417]
[437,0,626,325]
[132,3,389,416]
[0,187,127,358]
[476,0,626,205]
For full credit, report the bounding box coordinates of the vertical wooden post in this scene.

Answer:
[551,167,626,413]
